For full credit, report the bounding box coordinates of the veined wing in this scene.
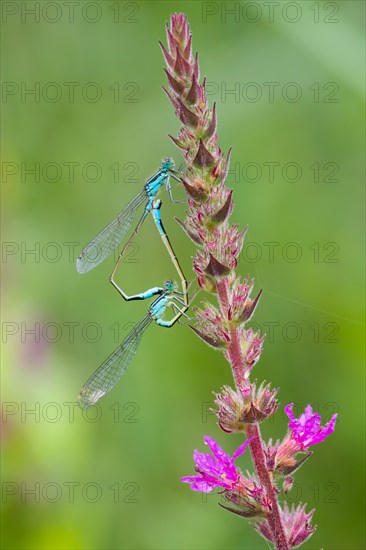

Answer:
[76,190,146,273]
[78,314,152,409]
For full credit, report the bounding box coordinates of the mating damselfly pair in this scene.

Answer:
[76,159,192,408]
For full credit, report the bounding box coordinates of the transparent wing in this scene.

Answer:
[76,190,146,273]
[78,315,152,408]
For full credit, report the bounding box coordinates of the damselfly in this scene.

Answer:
[76,159,183,274]
[78,199,190,408]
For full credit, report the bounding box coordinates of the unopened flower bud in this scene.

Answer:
[214,382,278,432]
[191,302,230,349]
[254,502,316,547]
[264,436,312,477]
[222,474,271,518]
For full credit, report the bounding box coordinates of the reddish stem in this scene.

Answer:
[247,424,290,550]
[216,278,246,389]
[216,277,290,550]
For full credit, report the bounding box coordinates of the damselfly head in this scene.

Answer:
[164,279,177,292]
[162,158,175,171]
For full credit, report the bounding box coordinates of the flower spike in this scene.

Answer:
[162,13,337,549]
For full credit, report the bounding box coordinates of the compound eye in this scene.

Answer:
[164,279,175,291]
[162,158,174,170]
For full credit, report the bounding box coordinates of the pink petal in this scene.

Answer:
[204,436,230,464]
[284,403,295,421]
[232,437,254,460]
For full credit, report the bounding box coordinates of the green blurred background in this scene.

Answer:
[1,1,365,548]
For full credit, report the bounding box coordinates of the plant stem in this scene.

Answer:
[216,278,246,388]
[216,278,290,550]
[247,424,290,550]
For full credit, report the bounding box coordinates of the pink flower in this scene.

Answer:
[285,403,337,448]
[181,435,252,493]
